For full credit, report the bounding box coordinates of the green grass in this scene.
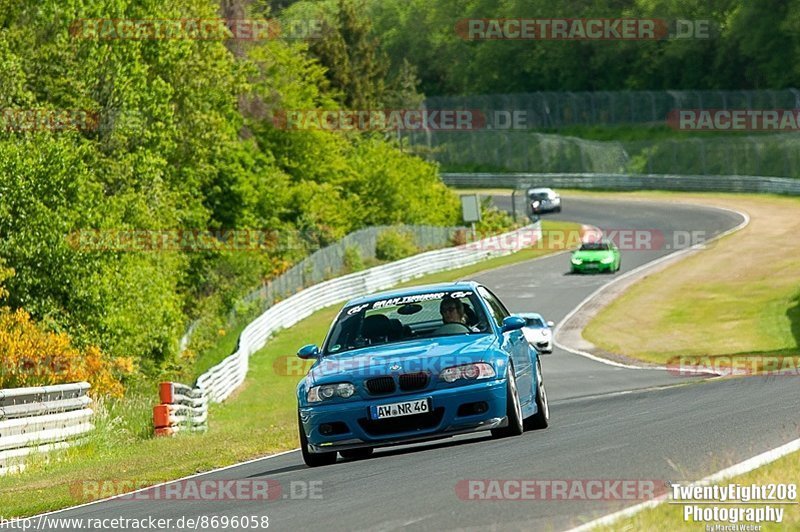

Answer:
[0,220,581,518]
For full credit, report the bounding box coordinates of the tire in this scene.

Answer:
[339,447,374,460]
[555,205,562,213]
[299,412,337,467]
[491,363,524,438]
[524,359,550,430]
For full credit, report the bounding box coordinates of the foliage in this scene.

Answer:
[0,0,458,390]
[375,228,418,261]
[0,306,131,397]
[475,199,518,235]
[343,245,365,272]
[363,0,800,95]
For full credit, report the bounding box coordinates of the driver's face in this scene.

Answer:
[441,304,464,323]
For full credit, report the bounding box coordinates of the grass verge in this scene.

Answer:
[582,193,800,366]
[0,220,580,518]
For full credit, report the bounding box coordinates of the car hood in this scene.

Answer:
[307,334,498,385]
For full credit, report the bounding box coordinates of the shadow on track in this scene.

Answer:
[245,434,495,476]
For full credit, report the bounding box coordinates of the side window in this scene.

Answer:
[477,286,509,327]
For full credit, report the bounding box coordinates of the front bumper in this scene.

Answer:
[571,262,613,273]
[535,339,552,352]
[299,378,507,453]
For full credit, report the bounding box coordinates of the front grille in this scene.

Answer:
[366,376,395,395]
[399,372,429,391]
[358,407,445,436]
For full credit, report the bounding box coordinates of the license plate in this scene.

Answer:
[584,263,598,269]
[370,398,430,420]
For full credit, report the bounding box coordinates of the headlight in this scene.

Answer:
[439,363,495,383]
[571,257,582,264]
[600,256,614,264]
[307,383,355,403]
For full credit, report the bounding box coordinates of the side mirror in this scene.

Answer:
[297,344,320,359]
[501,316,526,333]
[546,321,555,328]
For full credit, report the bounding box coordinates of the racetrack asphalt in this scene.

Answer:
[27,196,800,532]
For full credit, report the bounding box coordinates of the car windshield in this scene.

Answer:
[524,317,545,328]
[323,290,490,354]
[529,192,550,200]
[580,242,609,251]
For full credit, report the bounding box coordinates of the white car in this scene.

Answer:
[527,187,561,214]
[517,313,555,354]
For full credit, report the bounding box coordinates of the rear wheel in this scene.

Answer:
[491,363,524,438]
[339,448,374,460]
[524,359,550,430]
[299,412,337,467]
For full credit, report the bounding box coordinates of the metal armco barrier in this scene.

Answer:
[155,223,541,435]
[0,382,94,475]
[441,172,800,195]
[153,382,208,436]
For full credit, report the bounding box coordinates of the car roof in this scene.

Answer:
[527,187,554,193]
[343,281,481,307]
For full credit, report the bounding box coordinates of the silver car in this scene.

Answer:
[517,313,555,354]
[528,187,562,214]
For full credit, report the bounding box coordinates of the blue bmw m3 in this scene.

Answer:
[296,281,550,467]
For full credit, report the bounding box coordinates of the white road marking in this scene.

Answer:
[553,204,749,371]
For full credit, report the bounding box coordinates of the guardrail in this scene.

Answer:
[441,172,800,195]
[0,382,94,475]
[153,223,542,435]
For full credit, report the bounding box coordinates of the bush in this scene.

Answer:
[343,245,365,272]
[375,228,418,261]
[475,198,517,235]
[0,307,132,397]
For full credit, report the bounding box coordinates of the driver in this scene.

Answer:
[436,298,480,334]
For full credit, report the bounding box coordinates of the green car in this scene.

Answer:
[570,239,621,274]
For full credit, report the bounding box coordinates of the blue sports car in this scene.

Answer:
[296,281,550,467]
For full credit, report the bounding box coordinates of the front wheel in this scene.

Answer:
[524,359,550,430]
[491,363,524,438]
[299,412,337,467]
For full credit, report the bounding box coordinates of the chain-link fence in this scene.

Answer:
[410,130,800,177]
[239,225,461,312]
[403,90,800,178]
[419,89,800,129]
